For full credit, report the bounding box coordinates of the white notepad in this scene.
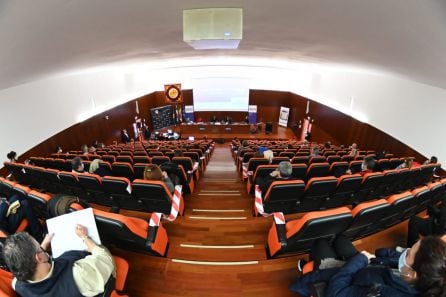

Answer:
[46,208,101,258]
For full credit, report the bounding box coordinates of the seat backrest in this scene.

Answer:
[386,191,416,225]
[428,181,444,205]
[151,156,170,166]
[309,156,326,164]
[341,155,354,163]
[282,207,352,255]
[112,162,135,180]
[343,199,390,240]
[354,172,384,203]
[327,155,341,164]
[271,157,289,165]
[172,157,194,171]
[411,185,432,212]
[99,161,113,172]
[247,158,270,172]
[133,156,151,164]
[299,177,338,212]
[291,156,310,164]
[27,190,53,219]
[291,164,307,180]
[376,159,390,171]
[279,151,295,158]
[306,163,330,180]
[252,165,277,182]
[148,151,164,157]
[0,268,16,297]
[102,155,116,163]
[348,160,363,173]
[331,174,363,206]
[329,161,349,178]
[116,156,133,164]
[263,180,305,214]
[93,208,167,256]
[132,179,173,214]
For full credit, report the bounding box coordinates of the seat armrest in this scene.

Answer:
[275,223,287,247]
[310,282,327,297]
[145,225,158,249]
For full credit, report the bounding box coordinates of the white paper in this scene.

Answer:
[46,208,101,258]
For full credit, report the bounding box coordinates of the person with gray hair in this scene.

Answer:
[257,161,294,194]
[3,225,115,296]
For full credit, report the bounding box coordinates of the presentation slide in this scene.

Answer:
[192,77,250,112]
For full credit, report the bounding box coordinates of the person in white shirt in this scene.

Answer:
[4,224,116,297]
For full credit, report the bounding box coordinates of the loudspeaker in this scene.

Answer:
[265,122,273,134]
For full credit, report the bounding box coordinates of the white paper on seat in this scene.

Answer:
[46,208,101,258]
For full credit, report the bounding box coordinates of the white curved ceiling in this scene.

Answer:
[1,0,446,90]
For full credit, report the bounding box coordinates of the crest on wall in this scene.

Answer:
[164,84,183,103]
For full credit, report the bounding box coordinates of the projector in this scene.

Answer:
[183,8,243,50]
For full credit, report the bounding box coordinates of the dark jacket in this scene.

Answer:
[290,254,418,297]
[15,251,90,297]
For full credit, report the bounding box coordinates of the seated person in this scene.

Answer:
[348,143,358,157]
[347,155,376,175]
[310,146,320,157]
[423,155,438,165]
[263,150,274,164]
[6,151,17,163]
[71,157,85,174]
[257,161,293,194]
[407,201,446,247]
[396,157,414,170]
[3,224,116,297]
[144,164,175,194]
[80,145,88,155]
[88,159,111,177]
[0,195,43,241]
[290,235,446,297]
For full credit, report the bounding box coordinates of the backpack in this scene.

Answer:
[47,194,90,217]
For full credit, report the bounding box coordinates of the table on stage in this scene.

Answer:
[179,123,254,134]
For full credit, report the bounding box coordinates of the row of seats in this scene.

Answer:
[253,165,438,214]
[0,180,170,258]
[0,171,186,214]
[238,152,403,169]
[243,158,426,187]
[6,157,197,190]
[267,181,446,257]
[25,155,202,182]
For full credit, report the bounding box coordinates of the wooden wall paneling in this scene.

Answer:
[1,88,432,177]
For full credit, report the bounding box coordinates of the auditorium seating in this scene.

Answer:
[267,207,353,257]
[297,177,338,212]
[330,174,363,207]
[385,191,417,226]
[132,179,182,214]
[353,172,384,203]
[306,163,330,181]
[93,208,169,257]
[342,199,391,239]
[258,180,305,215]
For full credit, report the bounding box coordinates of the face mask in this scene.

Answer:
[398,248,410,272]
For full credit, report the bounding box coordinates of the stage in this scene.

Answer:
[175,122,295,141]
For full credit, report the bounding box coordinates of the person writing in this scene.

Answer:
[3,224,116,297]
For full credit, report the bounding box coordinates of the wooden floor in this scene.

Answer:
[113,141,409,297]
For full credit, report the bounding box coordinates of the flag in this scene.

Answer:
[305,100,310,114]
[135,101,140,114]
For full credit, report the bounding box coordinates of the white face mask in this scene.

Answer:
[398,248,410,272]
